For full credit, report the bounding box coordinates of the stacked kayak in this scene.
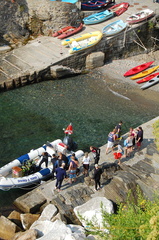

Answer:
[83,10,114,25]
[137,72,159,84]
[130,65,159,80]
[140,75,159,90]
[102,19,128,36]
[123,61,154,77]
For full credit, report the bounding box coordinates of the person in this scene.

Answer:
[129,127,137,149]
[113,144,124,165]
[93,164,103,191]
[106,129,117,154]
[90,146,101,165]
[124,133,134,157]
[55,162,67,192]
[68,155,79,184]
[136,126,143,151]
[82,152,91,176]
[51,154,58,179]
[115,121,123,139]
[39,152,49,169]
[58,152,69,170]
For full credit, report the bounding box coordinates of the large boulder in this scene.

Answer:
[13,190,46,213]
[0,215,20,240]
[74,197,114,229]
[20,213,40,230]
[30,219,72,239]
[12,229,38,240]
[38,203,58,221]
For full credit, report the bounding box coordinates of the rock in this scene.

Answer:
[13,190,47,213]
[51,212,67,224]
[0,215,20,240]
[12,229,38,240]
[30,219,72,239]
[86,52,105,69]
[20,213,40,230]
[38,203,58,221]
[74,197,114,229]
[8,210,23,229]
[66,224,87,239]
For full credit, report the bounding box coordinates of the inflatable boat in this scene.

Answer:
[0,138,84,191]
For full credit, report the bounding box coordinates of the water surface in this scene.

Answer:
[0,71,158,215]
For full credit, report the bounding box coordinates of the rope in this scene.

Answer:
[133,30,147,51]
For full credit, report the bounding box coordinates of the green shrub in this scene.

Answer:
[87,187,159,239]
[153,119,159,151]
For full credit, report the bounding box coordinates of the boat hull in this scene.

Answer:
[0,140,84,190]
[140,76,159,90]
[127,9,155,24]
[136,72,159,84]
[102,19,127,36]
[81,0,113,10]
[124,61,154,77]
[131,65,159,80]
[108,2,129,16]
[83,10,114,25]
[62,31,103,54]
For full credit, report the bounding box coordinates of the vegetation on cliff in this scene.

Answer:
[153,119,159,151]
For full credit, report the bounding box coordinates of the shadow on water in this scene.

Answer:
[0,71,159,214]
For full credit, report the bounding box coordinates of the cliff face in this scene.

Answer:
[0,0,81,47]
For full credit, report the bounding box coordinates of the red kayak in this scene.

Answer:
[109,2,129,16]
[124,61,154,77]
[136,72,159,84]
[52,23,83,39]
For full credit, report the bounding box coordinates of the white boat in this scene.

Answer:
[0,137,84,190]
[140,75,159,90]
[102,20,128,36]
[126,9,155,24]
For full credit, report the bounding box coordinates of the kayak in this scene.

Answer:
[140,75,159,90]
[108,2,129,16]
[123,61,154,77]
[131,65,159,80]
[136,72,159,84]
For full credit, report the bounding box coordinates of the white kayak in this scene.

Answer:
[140,75,159,90]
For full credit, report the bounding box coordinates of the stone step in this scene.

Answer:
[5,54,31,72]
[0,59,21,76]
[0,71,9,83]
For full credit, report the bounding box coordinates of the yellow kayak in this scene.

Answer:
[131,65,159,80]
[61,31,103,54]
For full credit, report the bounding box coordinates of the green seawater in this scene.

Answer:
[0,71,158,215]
